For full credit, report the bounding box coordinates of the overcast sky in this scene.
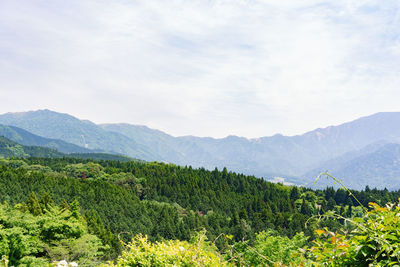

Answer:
[1,0,400,138]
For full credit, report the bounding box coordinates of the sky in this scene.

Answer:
[1,0,400,138]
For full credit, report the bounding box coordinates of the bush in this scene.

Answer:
[227,231,309,266]
[0,201,105,266]
[310,199,400,266]
[102,230,231,266]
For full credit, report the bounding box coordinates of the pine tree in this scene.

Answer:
[70,199,81,219]
[290,187,300,201]
[346,204,352,217]
[39,192,54,211]
[300,199,311,216]
[239,208,248,221]
[327,197,337,210]
[26,192,42,216]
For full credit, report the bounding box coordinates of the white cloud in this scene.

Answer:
[0,0,400,137]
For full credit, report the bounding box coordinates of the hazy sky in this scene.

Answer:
[1,0,400,138]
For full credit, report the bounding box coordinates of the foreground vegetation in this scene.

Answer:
[99,198,400,266]
[0,157,400,266]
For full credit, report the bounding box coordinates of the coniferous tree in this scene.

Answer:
[39,192,54,211]
[300,199,311,216]
[290,187,300,201]
[327,197,337,210]
[70,199,81,219]
[26,192,42,216]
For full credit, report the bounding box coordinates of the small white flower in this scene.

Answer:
[57,260,68,267]
[179,246,185,251]
[69,262,78,267]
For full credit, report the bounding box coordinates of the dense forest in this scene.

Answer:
[0,156,399,266]
[0,136,133,162]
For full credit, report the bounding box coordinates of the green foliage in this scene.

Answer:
[227,231,309,266]
[102,230,230,267]
[68,153,133,162]
[0,135,134,162]
[0,200,105,266]
[26,192,43,216]
[1,158,400,265]
[63,163,104,179]
[311,199,400,266]
[0,136,65,158]
[0,137,29,158]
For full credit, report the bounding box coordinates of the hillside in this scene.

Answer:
[0,136,62,158]
[304,143,400,190]
[0,124,96,153]
[101,123,185,164]
[1,156,399,265]
[0,136,133,161]
[3,110,400,188]
[101,113,400,177]
[0,110,156,161]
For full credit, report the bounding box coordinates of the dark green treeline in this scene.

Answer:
[1,157,399,253]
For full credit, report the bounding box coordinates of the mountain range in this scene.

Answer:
[0,135,133,161]
[0,124,95,153]
[1,109,400,189]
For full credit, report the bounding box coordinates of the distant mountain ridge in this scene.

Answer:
[0,110,156,160]
[304,143,400,190]
[2,110,400,189]
[0,136,62,158]
[0,124,96,153]
[102,112,400,178]
[0,135,133,162]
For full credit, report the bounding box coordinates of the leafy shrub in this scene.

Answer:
[0,201,105,266]
[227,230,309,266]
[102,230,231,267]
[310,199,400,266]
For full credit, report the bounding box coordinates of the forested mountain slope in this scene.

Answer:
[0,124,96,153]
[0,136,65,158]
[0,157,399,265]
[3,110,400,188]
[0,110,156,160]
[0,136,133,161]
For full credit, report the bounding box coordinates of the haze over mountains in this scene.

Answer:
[1,109,400,189]
[0,124,95,153]
[0,135,132,162]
